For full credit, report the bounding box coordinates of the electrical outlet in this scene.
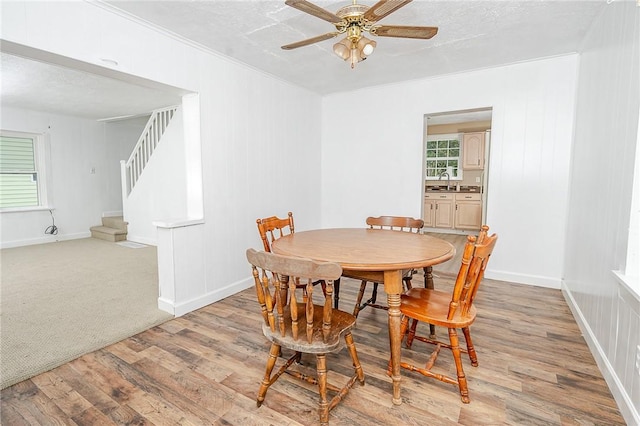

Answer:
[636,345,640,376]
[475,177,481,183]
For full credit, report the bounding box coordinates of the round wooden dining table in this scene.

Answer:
[271,228,456,405]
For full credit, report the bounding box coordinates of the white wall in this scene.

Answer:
[0,106,134,248]
[563,2,639,424]
[321,55,578,289]
[1,1,323,311]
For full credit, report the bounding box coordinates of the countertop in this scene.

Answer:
[425,185,481,193]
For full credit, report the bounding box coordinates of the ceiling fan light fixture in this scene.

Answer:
[358,36,376,56]
[333,38,352,60]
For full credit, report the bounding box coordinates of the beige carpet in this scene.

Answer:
[0,238,173,389]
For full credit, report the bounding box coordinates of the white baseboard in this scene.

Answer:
[157,297,177,316]
[1,232,91,249]
[562,282,639,426]
[126,235,157,247]
[160,278,254,318]
[485,269,561,289]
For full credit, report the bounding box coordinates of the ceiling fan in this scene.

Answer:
[282,0,438,68]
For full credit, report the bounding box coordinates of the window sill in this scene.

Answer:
[0,206,54,214]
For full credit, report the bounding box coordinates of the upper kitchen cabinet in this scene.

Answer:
[462,132,485,170]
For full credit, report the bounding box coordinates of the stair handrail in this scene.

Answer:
[122,105,179,195]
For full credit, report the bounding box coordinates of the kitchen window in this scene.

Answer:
[425,133,461,179]
[0,130,50,210]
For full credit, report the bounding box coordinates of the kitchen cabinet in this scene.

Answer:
[424,193,453,229]
[454,193,482,230]
[462,132,485,170]
[425,192,482,230]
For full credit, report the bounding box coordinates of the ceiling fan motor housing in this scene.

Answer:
[336,4,369,19]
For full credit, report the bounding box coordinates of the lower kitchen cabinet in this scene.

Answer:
[425,192,482,230]
[454,193,482,230]
[424,193,453,229]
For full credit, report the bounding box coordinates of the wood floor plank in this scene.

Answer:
[30,372,93,418]
[1,234,627,425]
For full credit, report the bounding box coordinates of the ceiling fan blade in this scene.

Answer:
[372,25,438,39]
[285,0,342,24]
[363,0,413,22]
[281,32,340,50]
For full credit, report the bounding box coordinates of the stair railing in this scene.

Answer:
[121,105,179,195]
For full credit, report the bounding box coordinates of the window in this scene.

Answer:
[425,133,461,179]
[0,130,49,210]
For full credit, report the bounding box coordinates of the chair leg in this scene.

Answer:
[345,332,365,384]
[353,280,368,317]
[333,278,340,309]
[403,276,413,291]
[371,282,379,303]
[316,354,329,426]
[257,343,281,407]
[462,327,478,367]
[422,267,437,338]
[406,319,419,348]
[448,328,470,404]
[424,266,433,289]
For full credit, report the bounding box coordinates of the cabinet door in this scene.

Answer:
[434,200,453,228]
[462,132,485,170]
[424,200,435,228]
[455,201,482,230]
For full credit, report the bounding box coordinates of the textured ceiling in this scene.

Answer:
[0,0,607,120]
[0,53,184,120]
[103,0,606,94]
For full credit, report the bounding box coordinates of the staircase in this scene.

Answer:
[90,216,128,242]
[121,106,179,196]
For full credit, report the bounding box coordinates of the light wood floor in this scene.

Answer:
[1,235,625,425]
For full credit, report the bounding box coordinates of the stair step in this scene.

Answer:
[102,216,128,230]
[90,226,128,242]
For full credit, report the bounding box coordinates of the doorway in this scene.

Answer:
[423,107,492,234]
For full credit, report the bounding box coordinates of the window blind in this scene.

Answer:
[0,135,39,208]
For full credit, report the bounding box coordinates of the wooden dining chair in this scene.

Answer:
[390,225,497,403]
[246,248,365,426]
[348,215,425,318]
[256,212,327,301]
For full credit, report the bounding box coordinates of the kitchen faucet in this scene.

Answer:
[438,170,451,190]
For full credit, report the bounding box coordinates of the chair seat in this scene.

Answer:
[401,288,476,328]
[262,303,357,354]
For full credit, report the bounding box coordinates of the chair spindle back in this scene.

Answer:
[448,225,497,320]
[366,216,424,232]
[247,248,342,344]
[256,212,295,252]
